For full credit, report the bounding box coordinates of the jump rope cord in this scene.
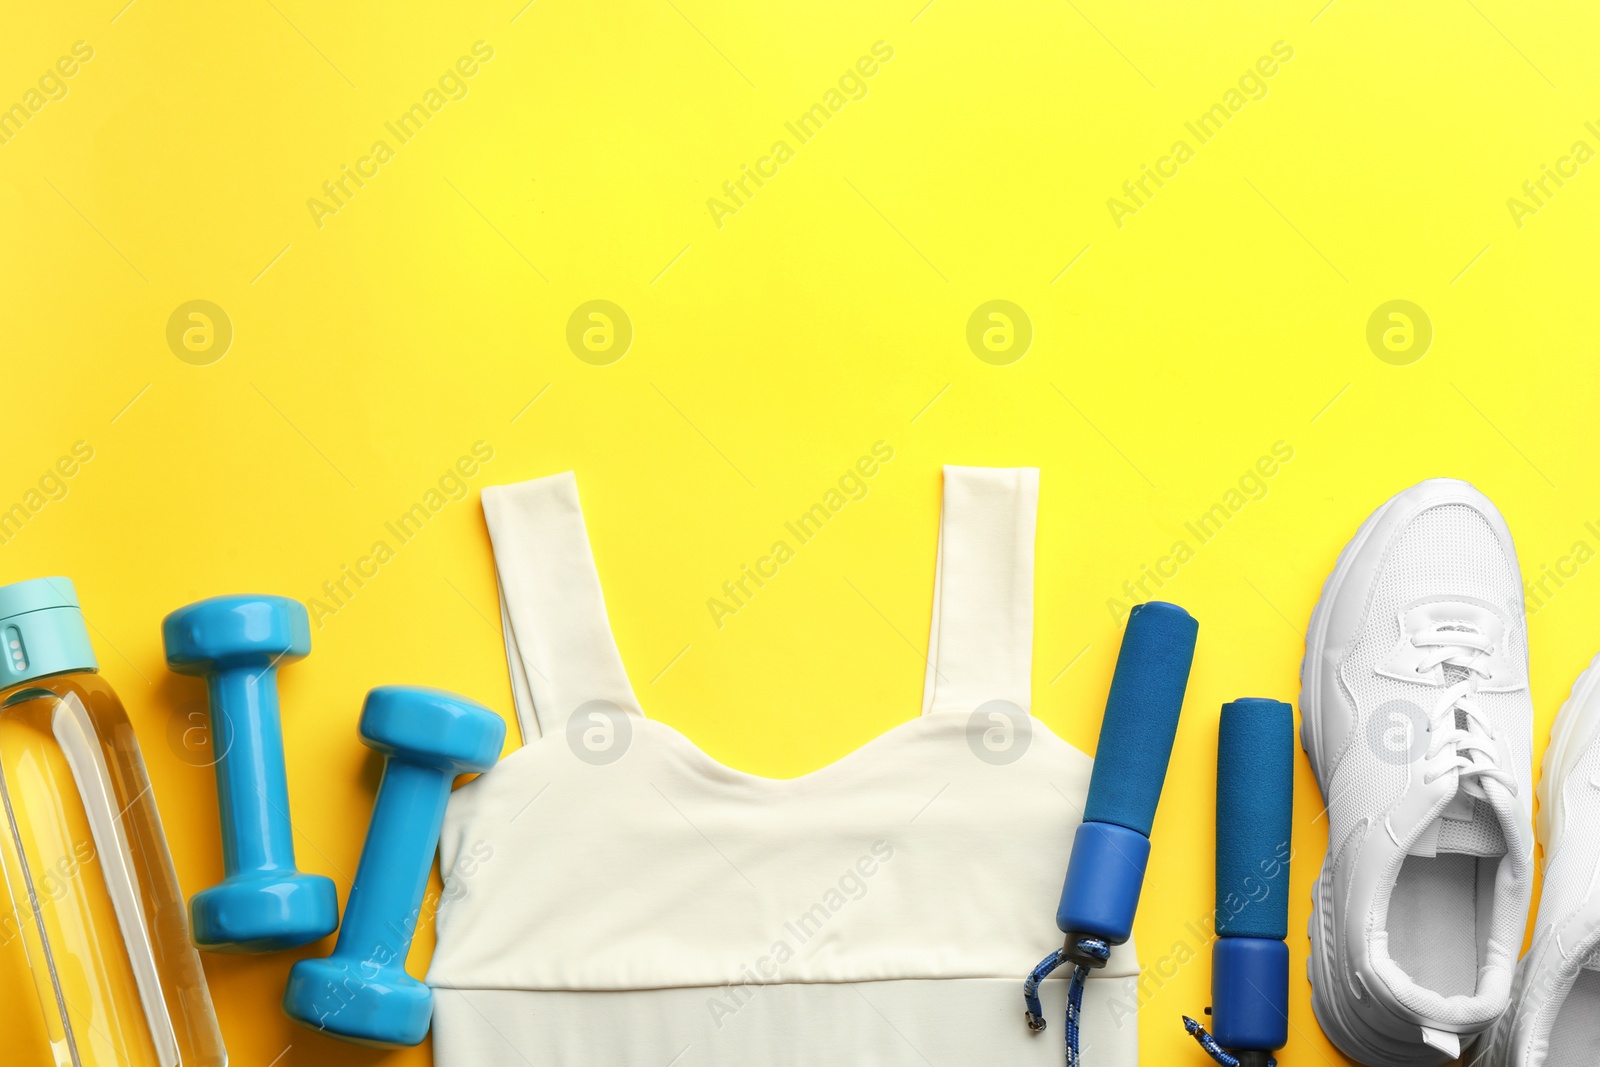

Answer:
[1023,937,1110,1067]
[1182,1015,1279,1067]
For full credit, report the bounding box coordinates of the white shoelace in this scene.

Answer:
[1412,625,1512,794]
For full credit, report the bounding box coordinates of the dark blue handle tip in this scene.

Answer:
[1212,936,1289,1053]
[1128,599,1197,625]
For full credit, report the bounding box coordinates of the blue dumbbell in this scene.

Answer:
[163,595,339,953]
[283,685,505,1047]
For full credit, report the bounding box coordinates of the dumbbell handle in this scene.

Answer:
[209,664,296,876]
[330,760,452,967]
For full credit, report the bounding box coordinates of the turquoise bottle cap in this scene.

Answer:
[0,576,98,689]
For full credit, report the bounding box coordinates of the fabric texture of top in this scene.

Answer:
[425,466,1140,1066]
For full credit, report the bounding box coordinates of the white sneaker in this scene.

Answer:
[1302,478,1535,1066]
[1482,655,1600,1066]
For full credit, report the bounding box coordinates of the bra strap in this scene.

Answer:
[482,472,642,743]
[921,466,1039,716]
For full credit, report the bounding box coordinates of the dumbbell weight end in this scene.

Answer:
[284,762,452,1047]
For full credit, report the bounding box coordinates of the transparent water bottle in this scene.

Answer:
[0,577,225,1066]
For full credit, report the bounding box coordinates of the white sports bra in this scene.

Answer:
[426,466,1140,1066]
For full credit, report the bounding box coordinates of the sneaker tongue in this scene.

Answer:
[1406,674,1506,858]
[1408,791,1507,858]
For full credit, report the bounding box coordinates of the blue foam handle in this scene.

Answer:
[1215,698,1294,940]
[1082,601,1198,835]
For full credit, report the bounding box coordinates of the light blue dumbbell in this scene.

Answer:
[283,685,505,1047]
[163,595,339,954]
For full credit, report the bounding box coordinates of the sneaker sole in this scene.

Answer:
[1299,482,1484,1067]
[1482,652,1600,1064]
[1301,490,1405,1065]
[1538,650,1600,861]
[1307,854,1447,1067]
[1299,487,1406,787]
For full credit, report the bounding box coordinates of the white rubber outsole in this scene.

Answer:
[1300,491,1410,1066]
[1538,650,1600,857]
[1481,653,1600,1064]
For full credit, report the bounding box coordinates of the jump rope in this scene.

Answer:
[1023,603,1291,1067]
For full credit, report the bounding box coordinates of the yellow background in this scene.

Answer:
[3,0,1598,1063]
